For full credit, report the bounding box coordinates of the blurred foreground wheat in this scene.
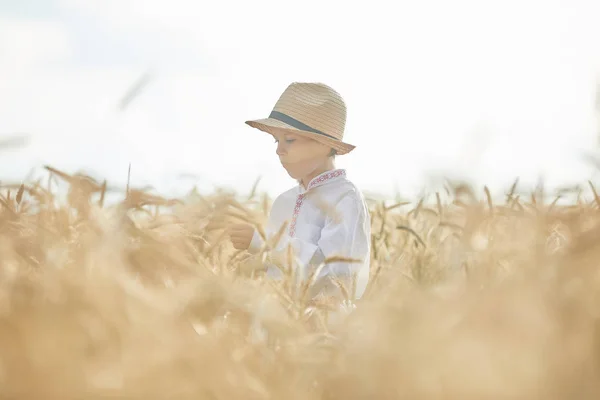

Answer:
[1,166,600,399]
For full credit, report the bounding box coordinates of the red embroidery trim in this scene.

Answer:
[288,193,305,238]
[288,169,346,238]
[307,169,346,191]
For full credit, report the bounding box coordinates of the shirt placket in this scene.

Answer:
[287,169,346,238]
[288,193,305,238]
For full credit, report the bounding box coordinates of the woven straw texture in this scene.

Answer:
[246,82,355,155]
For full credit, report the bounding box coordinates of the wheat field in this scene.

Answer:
[1,164,600,399]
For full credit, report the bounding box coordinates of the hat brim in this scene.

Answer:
[245,117,355,155]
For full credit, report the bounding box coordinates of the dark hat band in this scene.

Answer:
[269,111,338,140]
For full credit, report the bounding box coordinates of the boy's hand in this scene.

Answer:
[226,223,255,250]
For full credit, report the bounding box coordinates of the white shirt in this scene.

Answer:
[248,169,371,301]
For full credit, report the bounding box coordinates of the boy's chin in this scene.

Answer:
[280,163,300,179]
[284,169,301,180]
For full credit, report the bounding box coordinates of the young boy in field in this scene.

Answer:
[227,82,371,304]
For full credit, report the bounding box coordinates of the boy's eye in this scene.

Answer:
[274,137,295,144]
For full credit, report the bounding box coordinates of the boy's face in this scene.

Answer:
[272,131,331,180]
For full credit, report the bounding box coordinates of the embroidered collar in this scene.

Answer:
[299,169,347,194]
[289,169,347,237]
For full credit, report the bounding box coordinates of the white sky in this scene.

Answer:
[1,0,599,200]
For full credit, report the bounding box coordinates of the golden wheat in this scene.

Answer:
[0,167,600,398]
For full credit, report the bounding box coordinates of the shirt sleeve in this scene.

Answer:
[247,195,284,254]
[247,229,265,254]
[270,191,371,300]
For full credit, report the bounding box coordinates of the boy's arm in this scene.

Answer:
[248,229,265,254]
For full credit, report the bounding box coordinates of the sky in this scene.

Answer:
[1,0,600,201]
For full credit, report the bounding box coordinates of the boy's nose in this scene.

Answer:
[276,142,286,156]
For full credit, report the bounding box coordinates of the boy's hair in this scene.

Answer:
[328,148,337,158]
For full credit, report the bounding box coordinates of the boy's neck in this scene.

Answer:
[300,159,336,189]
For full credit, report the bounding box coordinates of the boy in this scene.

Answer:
[227,82,371,303]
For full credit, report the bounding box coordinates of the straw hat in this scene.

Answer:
[245,82,355,155]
